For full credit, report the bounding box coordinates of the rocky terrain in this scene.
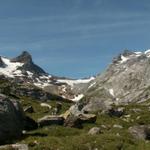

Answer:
[1,50,150,150]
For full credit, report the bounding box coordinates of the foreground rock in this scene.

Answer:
[0,94,25,144]
[62,109,97,128]
[0,144,28,150]
[38,115,64,127]
[128,125,150,140]
[88,127,101,135]
[64,114,82,128]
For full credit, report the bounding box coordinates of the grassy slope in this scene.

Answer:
[17,97,150,150]
[1,78,150,150]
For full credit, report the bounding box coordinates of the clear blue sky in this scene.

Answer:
[0,0,150,78]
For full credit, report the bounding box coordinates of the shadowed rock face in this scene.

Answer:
[0,94,25,144]
[11,51,32,63]
[11,51,46,75]
[0,57,5,67]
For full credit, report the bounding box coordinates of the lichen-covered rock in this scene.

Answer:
[128,125,150,140]
[88,127,101,135]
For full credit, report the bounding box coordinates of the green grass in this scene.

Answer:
[2,78,150,150]
[13,98,150,150]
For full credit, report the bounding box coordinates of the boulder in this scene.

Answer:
[24,106,34,113]
[0,94,25,144]
[78,114,97,123]
[38,115,64,127]
[64,114,82,128]
[128,125,150,140]
[88,127,101,135]
[62,110,97,128]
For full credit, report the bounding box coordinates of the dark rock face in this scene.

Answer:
[23,116,38,131]
[11,51,32,63]
[0,94,25,144]
[0,57,5,67]
[38,115,64,127]
[11,51,46,75]
[129,125,150,140]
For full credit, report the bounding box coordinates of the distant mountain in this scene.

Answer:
[0,51,94,101]
[80,49,150,112]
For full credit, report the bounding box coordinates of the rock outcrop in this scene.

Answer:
[128,125,150,140]
[11,51,46,75]
[38,115,64,127]
[81,50,150,112]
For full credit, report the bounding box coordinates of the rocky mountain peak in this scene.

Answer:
[11,51,32,64]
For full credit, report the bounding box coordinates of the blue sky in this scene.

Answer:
[0,0,150,78]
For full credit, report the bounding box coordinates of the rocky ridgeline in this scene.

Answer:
[77,49,150,112]
[0,51,92,101]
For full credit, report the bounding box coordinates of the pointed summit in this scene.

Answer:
[11,51,32,63]
[11,51,46,75]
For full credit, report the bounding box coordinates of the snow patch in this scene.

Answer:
[0,57,24,78]
[71,94,84,102]
[57,77,95,87]
[120,55,129,63]
[27,71,33,78]
[40,103,52,109]
[144,49,150,54]
[109,89,115,97]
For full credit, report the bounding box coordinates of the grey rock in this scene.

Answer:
[64,114,82,128]
[88,127,101,135]
[38,115,64,127]
[63,109,97,128]
[82,50,150,111]
[128,125,150,140]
